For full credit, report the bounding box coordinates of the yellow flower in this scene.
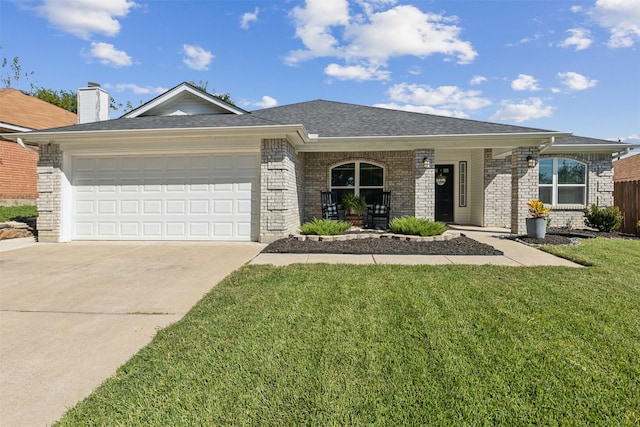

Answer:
[527,199,551,218]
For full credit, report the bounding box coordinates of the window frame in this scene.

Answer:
[539,158,587,206]
[329,161,385,203]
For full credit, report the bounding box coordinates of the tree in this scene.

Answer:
[188,80,234,105]
[30,87,77,113]
[2,54,122,113]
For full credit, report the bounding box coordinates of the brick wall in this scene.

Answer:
[303,151,416,222]
[483,149,511,228]
[415,149,435,219]
[260,139,304,242]
[511,147,540,234]
[37,144,63,242]
[0,140,39,204]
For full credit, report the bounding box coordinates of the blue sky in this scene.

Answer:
[1,0,639,147]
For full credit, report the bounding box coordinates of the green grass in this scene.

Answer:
[56,238,640,426]
[0,205,37,222]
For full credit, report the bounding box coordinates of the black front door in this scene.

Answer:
[435,164,454,222]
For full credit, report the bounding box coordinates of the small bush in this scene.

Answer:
[583,205,622,232]
[389,216,447,237]
[299,218,351,235]
[0,205,38,222]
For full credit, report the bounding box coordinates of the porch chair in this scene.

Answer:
[367,191,391,229]
[321,191,339,220]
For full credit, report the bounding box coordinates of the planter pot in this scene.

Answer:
[345,215,364,228]
[526,217,547,239]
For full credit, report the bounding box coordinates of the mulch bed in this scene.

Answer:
[263,228,639,255]
[262,235,504,256]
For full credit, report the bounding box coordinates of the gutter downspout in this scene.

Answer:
[16,137,39,154]
[539,136,555,153]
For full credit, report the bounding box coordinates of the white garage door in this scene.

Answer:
[71,154,259,241]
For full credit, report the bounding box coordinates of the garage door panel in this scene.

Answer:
[97,200,117,214]
[142,200,162,214]
[98,158,118,171]
[120,222,139,236]
[72,154,257,241]
[96,222,117,237]
[213,200,233,214]
[143,157,163,171]
[120,200,139,214]
[189,222,209,237]
[189,200,209,214]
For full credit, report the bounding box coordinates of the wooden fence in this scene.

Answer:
[614,180,640,235]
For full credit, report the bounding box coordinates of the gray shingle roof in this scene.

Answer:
[17,98,626,149]
[251,100,556,137]
[35,113,277,133]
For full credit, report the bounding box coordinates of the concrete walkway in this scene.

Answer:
[0,241,265,427]
[251,227,582,267]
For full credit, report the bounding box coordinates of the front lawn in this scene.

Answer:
[57,239,639,426]
[0,205,37,222]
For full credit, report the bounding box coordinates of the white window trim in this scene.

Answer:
[539,158,587,207]
[330,160,385,196]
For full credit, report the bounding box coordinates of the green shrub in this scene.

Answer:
[636,220,640,236]
[583,205,622,232]
[0,205,38,222]
[389,216,447,237]
[299,218,351,235]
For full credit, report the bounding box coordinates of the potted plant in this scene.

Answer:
[340,193,367,227]
[526,199,551,238]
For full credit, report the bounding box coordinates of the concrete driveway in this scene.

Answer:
[0,241,265,427]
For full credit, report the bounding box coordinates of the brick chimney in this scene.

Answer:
[77,82,109,124]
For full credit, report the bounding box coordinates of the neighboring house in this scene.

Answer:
[0,88,77,206]
[2,82,634,242]
[613,152,640,182]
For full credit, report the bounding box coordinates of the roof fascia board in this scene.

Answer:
[122,83,247,118]
[0,122,34,132]
[545,143,639,154]
[1,125,307,146]
[60,140,261,156]
[298,132,570,152]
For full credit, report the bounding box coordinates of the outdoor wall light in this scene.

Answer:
[422,157,430,168]
[526,155,536,168]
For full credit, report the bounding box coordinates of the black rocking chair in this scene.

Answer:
[321,191,339,220]
[367,191,391,229]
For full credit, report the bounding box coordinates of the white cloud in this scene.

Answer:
[34,0,137,39]
[182,44,214,71]
[240,7,259,29]
[408,65,422,75]
[374,102,470,118]
[511,74,540,91]
[286,0,477,80]
[557,71,597,91]
[491,98,554,123]
[558,28,593,50]
[375,82,491,118]
[253,96,278,108]
[109,83,167,95]
[589,0,640,48]
[470,75,487,85]
[287,0,350,63]
[87,42,132,67]
[325,63,390,81]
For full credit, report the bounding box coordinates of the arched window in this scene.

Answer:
[539,158,586,205]
[331,161,384,204]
